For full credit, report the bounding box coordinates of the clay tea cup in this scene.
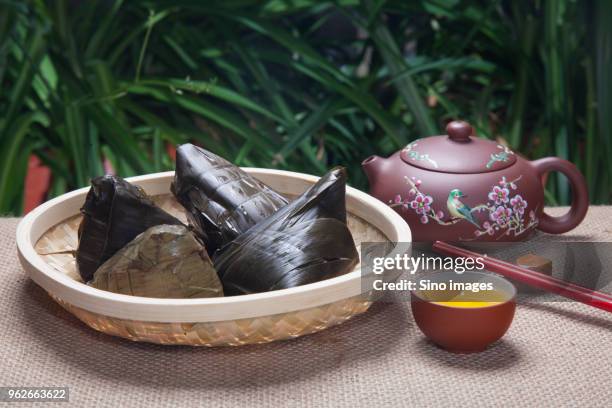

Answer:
[410,271,516,353]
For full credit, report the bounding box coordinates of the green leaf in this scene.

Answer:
[0,112,46,212]
[125,84,276,151]
[421,0,461,18]
[135,78,286,123]
[0,22,47,140]
[361,1,437,136]
[63,101,88,186]
[277,98,346,159]
[85,104,153,175]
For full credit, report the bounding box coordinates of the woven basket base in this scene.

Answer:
[53,294,372,346]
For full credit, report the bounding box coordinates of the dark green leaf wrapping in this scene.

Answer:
[76,175,182,282]
[171,144,288,255]
[214,167,359,296]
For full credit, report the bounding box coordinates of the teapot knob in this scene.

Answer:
[446,120,472,143]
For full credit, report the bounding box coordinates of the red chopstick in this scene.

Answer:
[432,241,612,313]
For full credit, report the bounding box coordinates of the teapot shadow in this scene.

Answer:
[21,280,410,390]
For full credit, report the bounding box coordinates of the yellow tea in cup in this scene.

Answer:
[420,289,509,308]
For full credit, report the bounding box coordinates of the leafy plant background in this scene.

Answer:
[0,0,610,215]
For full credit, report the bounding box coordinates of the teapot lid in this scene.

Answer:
[399,120,517,174]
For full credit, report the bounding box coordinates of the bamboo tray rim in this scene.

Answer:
[17,169,411,322]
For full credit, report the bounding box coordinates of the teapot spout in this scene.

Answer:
[362,155,384,186]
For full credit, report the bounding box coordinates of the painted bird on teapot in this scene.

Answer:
[446,189,480,229]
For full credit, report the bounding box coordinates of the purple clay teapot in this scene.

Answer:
[362,120,589,242]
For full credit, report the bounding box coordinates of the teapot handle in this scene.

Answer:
[532,157,588,234]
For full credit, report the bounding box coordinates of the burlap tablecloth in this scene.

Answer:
[1,207,612,407]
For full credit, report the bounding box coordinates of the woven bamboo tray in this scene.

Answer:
[17,169,411,346]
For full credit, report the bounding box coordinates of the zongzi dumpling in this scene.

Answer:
[171,144,288,255]
[214,167,359,296]
[76,175,182,282]
[90,224,223,298]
